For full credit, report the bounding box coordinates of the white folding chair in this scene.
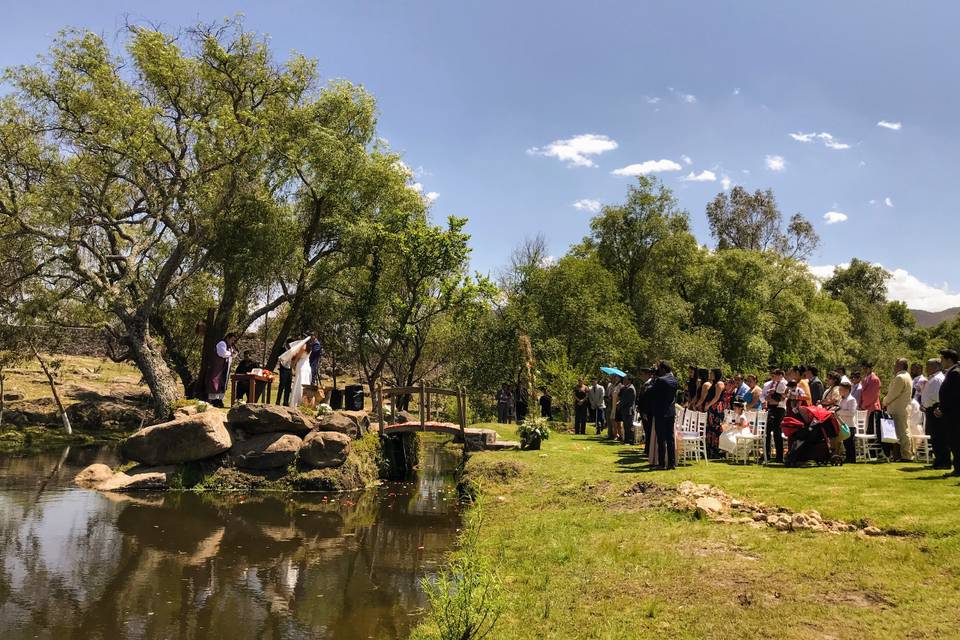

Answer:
[853,410,884,461]
[912,411,931,464]
[733,410,765,464]
[680,411,708,463]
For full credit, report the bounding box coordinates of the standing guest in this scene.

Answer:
[651,361,679,470]
[760,369,775,410]
[850,371,863,405]
[685,366,699,408]
[764,369,788,463]
[806,366,825,405]
[606,374,623,440]
[859,362,882,413]
[910,362,927,401]
[821,372,842,408]
[515,383,529,424]
[744,374,763,410]
[308,333,323,385]
[588,377,606,435]
[934,349,960,476]
[836,381,858,430]
[278,337,313,408]
[235,350,265,403]
[539,386,553,420]
[837,367,851,386]
[618,374,638,444]
[733,373,750,402]
[882,358,915,461]
[722,376,738,409]
[703,368,726,457]
[206,332,238,408]
[694,368,710,409]
[496,383,513,424]
[573,379,589,435]
[637,368,655,451]
[791,366,812,404]
[275,340,293,406]
[921,359,947,469]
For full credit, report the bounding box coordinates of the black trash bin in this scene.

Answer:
[345,384,364,411]
[329,388,344,410]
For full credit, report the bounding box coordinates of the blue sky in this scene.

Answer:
[3,1,959,310]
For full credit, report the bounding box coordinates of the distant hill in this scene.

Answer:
[911,307,960,328]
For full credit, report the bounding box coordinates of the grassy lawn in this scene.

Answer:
[461,422,960,639]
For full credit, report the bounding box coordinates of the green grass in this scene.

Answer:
[454,422,960,639]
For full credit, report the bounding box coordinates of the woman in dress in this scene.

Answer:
[278,337,314,408]
[821,371,842,408]
[573,379,589,435]
[744,374,763,410]
[702,368,726,458]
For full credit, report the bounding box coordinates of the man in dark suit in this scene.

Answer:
[618,374,638,444]
[935,349,960,477]
[637,368,655,453]
[650,361,679,470]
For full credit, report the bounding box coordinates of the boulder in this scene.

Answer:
[695,496,724,518]
[299,431,351,469]
[74,463,115,488]
[66,400,148,431]
[339,410,370,436]
[123,411,232,465]
[231,432,303,470]
[314,412,361,439]
[226,404,315,436]
[2,392,25,402]
[98,465,176,492]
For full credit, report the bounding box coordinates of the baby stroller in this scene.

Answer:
[781,405,845,467]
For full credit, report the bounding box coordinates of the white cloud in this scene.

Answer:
[410,182,423,193]
[425,191,439,203]
[668,87,697,103]
[680,170,717,182]
[884,197,894,208]
[859,160,867,167]
[810,263,960,312]
[733,87,741,95]
[877,120,902,131]
[681,154,692,165]
[721,175,732,190]
[573,198,602,213]
[527,133,618,168]
[645,96,661,105]
[823,211,848,224]
[765,155,786,171]
[611,159,683,176]
[868,199,877,205]
[789,131,850,150]
[741,169,751,174]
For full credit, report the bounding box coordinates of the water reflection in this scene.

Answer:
[0,440,462,639]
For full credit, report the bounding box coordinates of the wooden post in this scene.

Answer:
[419,380,426,431]
[377,381,384,437]
[459,386,468,461]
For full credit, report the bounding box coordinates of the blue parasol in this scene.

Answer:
[600,366,627,377]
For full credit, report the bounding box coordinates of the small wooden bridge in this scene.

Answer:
[373,382,517,451]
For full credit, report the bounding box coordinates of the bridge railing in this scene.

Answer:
[375,380,468,446]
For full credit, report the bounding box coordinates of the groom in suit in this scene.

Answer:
[650,361,679,470]
[936,349,960,477]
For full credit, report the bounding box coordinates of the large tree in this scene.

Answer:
[705,186,819,260]
[0,23,318,416]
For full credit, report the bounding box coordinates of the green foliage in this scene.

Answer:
[516,417,551,443]
[705,186,819,259]
[417,495,504,640]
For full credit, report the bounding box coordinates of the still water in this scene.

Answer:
[0,441,462,639]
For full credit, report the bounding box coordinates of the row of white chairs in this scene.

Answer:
[852,409,932,463]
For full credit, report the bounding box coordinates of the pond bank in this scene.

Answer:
[449,422,960,639]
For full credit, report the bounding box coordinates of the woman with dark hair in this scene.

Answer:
[821,371,842,408]
[694,368,710,410]
[702,368,726,457]
[685,366,699,407]
[573,379,589,435]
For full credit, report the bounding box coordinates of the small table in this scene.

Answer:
[231,373,274,405]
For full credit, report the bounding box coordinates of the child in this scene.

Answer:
[835,381,858,456]
[719,401,751,455]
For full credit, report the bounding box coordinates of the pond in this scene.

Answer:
[0,439,462,639]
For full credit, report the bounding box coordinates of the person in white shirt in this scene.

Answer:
[588,377,607,435]
[911,362,927,401]
[921,358,948,469]
[764,369,788,463]
[206,332,238,407]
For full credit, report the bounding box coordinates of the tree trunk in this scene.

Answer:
[32,347,71,435]
[265,293,307,370]
[151,311,196,396]
[0,370,5,429]
[123,315,181,420]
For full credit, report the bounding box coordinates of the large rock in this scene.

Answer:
[230,432,303,470]
[123,411,232,465]
[299,431,351,469]
[226,404,315,436]
[75,464,176,492]
[98,465,177,492]
[314,412,361,439]
[339,410,370,436]
[66,400,148,431]
[74,463,115,488]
